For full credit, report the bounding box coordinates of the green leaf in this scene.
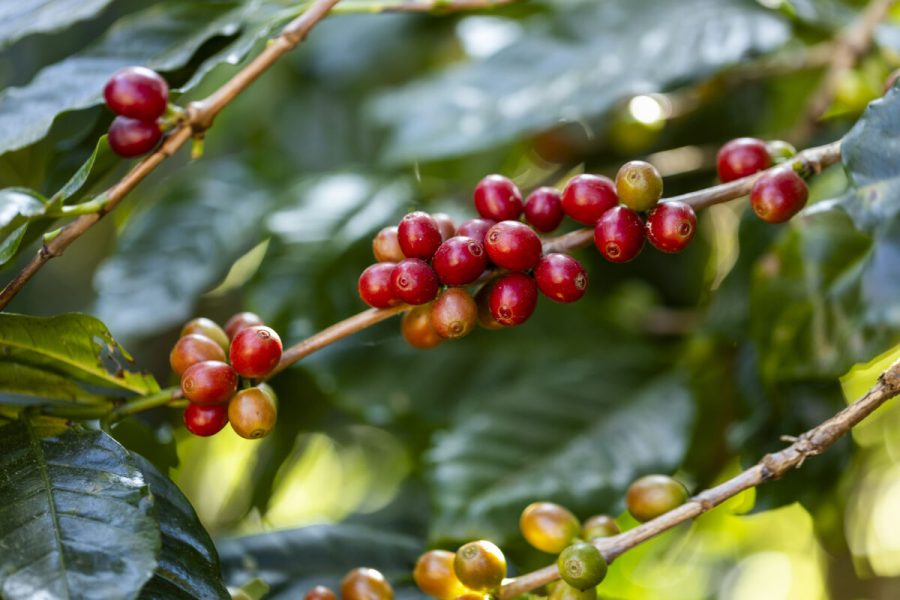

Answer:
[54,134,118,206]
[0,188,47,239]
[0,312,160,395]
[0,362,109,404]
[0,0,118,48]
[0,422,160,600]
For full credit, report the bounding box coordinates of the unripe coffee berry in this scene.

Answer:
[433,212,457,241]
[229,325,283,378]
[489,273,538,327]
[431,288,478,340]
[228,386,277,439]
[181,317,229,351]
[549,582,597,600]
[616,161,663,212]
[456,218,496,245]
[181,360,238,405]
[484,221,542,271]
[594,206,645,263]
[359,263,400,308]
[373,226,406,262]
[341,568,393,600]
[533,254,587,303]
[716,137,771,182]
[473,174,523,221]
[561,174,618,225]
[402,304,443,349]
[626,474,688,522]
[519,501,581,553]
[645,201,696,253]
[750,167,808,223]
[104,66,169,121]
[475,283,504,330]
[304,586,337,600]
[766,140,797,163]
[391,259,439,305]
[432,236,487,286]
[581,515,619,540]
[108,116,162,157]
[183,402,229,437]
[225,312,265,340]
[453,540,506,592]
[414,550,468,600]
[170,333,227,376]
[398,211,443,260]
[524,187,564,232]
[557,543,607,591]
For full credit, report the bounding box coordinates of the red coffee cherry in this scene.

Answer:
[402,304,443,349]
[645,201,696,253]
[594,206,645,263]
[228,386,278,439]
[398,211,443,260]
[474,174,523,221]
[432,212,457,241]
[304,586,337,600]
[169,333,227,376]
[561,174,618,225]
[358,263,400,308]
[489,273,538,326]
[456,218,496,245]
[524,187,564,232]
[341,568,393,600]
[534,254,588,303]
[180,317,229,351]
[180,360,238,405]
[432,236,488,286]
[484,221,542,271]
[750,167,809,223]
[431,288,478,339]
[104,66,169,121]
[224,312,265,340]
[229,325,283,378]
[391,258,439,305]
[716,137,771,182]
[108,116,162,157]
[183,402,229,437]
[373,226,405,262]
[475,282,504,330]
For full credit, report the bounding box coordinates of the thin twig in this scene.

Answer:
[331,0,517,12]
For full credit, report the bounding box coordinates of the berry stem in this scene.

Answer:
[107,386,183,422]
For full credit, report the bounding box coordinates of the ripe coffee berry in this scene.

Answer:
[475,283,504,330]
[402,304,443,349]
[534,254,588,303]
[550,581,597,600]
[430,288,478,339]
[626,474,688,522]
[594,206,645,263]
[432,236,487,286]
[750,167,808,223]
[456,218,496,245]
[373,226,405,263]
[225,312,264,340]
[616,160,663,212]
[169,333,226,376]
[432,212,457,241]
[229,325,283,378]
[489,273,538,327]
[391,259,439,305]
[524,187,564,232]
[645,201,696,253]
[520,501,581,554]
[304,586,337,600]
[582,515,619,540]
[104,66,169,121]
[398,211,443,259]
[181,317,229,351]
[108,116,162,157]
[454,540,507,592]
[716,137,771,182]
[557,543,607,590]
[414,550,467,600]
[183,402,229,437]
[474,174,523,221]
[181,360,238,405]
[341,568,393,600]
[228,386,277,439]
[484,221,542,271]
[359,263,400,308]
[561,174,618,225]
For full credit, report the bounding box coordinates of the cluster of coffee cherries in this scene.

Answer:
[412,474,688,600]
[103,66,170,157]
[301,567,394,600]
[170,313,282,439]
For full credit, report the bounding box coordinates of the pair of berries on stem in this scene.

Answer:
[302,567,393,600]
[104,66,171,157]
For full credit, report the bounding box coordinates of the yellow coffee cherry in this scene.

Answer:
[414,550,468,599]
[453,540,506,592]
[519,501,581,553]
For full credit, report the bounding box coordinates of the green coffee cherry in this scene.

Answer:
[581,515,619,540]
[626,474,688,522]
[766,140,797,164]
[556,542,607,591]
[615,160,663,212]
[549,581,597,600]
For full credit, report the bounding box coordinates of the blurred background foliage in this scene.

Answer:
[1,0,900,598]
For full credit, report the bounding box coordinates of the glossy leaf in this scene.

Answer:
[0,362,109,405]
[0,0,118,48]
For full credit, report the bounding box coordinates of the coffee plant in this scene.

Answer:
[1,0,900,599]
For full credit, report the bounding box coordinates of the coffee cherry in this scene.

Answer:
[524,187,564,232]
[391,259,439,305]
[474,175,522,221]
[645,201,696,253]
[170,333,227,376]
[616,160,663,212]
[225,312,265,340]
[549,581,597,600]
[108,116,162,157]
[181,360,238,405]
[433,213,457,241]
[456,218,496,245]
[398,211,443,260]
[304,586,337,600]
[180,317,229,351]
[716,137,771,182]
[749,167,808,224]
[626,474,688,522]
[534,254,588,303]
[229,325,283,378]
[104,66,169,121]
[183,402,229,437]
[401,304,443,349]
[475,283,504,330]
[766,140,797,163]
[414,550,468,600]
[453,540,506,592]
[359,263,400,308]
[373,226,405,262]
[431,288,478,340]
[488,273,538,327]
[581,515,619,540]
[484,221,542,271]
[454,594,488,600]
[594,206,645,263]
[519,502,581,553]
[432,236,488,286]
[341,568,393,600]
[228,386,277,439]
[557,543,607,591]
[561,174,617,225]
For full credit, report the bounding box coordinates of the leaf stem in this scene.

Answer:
[107,387,183,422]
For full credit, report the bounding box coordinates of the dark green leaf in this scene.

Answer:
[0,362,109,404]
[0,0,118,49]
[0,188,47,239]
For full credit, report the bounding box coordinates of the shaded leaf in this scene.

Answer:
[0,0,118,49]
[0,362,109,404]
